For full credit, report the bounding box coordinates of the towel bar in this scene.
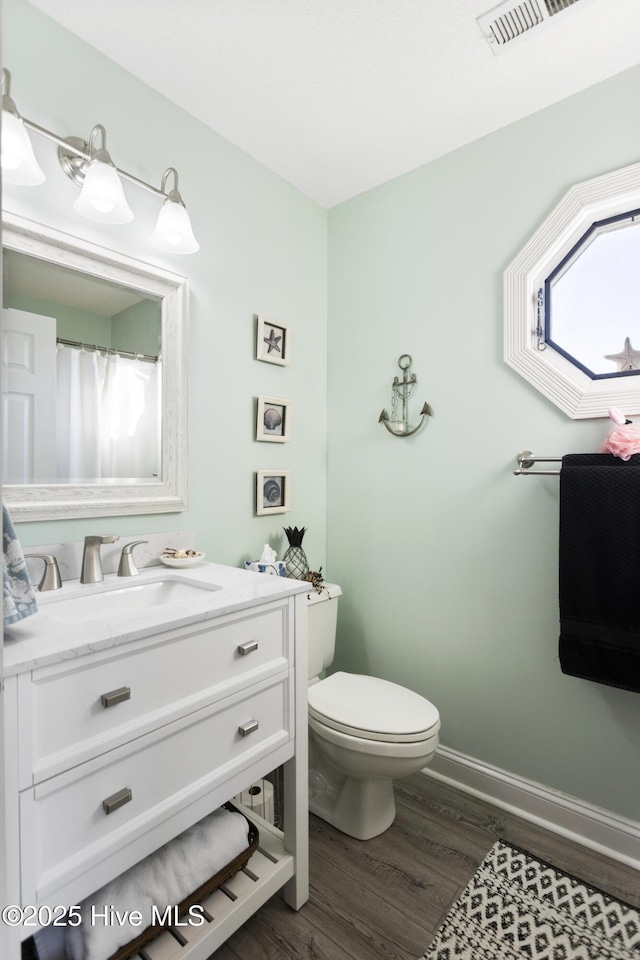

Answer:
[513,451,561,476]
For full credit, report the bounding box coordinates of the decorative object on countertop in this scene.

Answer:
[256,314,290,366]
[379,354,433,437]
[600,406,640,461]
[256,470,290,515]
[244,543,287,576]
[256,395,291,442]
[304,567,325,593]
[283,526,309,580]
[3,502,37,626]
[159,547,206,568]
[61,804,256,960]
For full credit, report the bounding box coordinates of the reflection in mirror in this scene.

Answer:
[545,211,640,379]
[2,213,188,520]
[3,249,162,484]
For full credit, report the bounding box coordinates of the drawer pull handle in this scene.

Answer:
[237,640,258,656]
[102,787,132,815]
[238,719,259,737]
[101,686,131,709]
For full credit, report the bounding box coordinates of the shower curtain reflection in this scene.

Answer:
[56,346,160,482]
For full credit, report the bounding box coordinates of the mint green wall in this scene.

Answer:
[112,301,161,357]
[327,66,640,822]
[5,0,640,823]
[4,0,327,572]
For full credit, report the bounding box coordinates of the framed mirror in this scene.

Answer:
[2,212,188,521]
[504,160,640,418]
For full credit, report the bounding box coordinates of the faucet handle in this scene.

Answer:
[24,554,62,592]
[117,540,149,578]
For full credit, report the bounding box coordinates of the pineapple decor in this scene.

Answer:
[283,526,309,580]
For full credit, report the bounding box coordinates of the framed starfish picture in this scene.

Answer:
[256,314,290,366]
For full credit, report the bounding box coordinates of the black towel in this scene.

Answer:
[559,453,640,693]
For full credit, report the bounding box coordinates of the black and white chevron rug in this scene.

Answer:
[424,839,640,960]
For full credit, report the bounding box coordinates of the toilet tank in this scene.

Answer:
[306,583,342,681]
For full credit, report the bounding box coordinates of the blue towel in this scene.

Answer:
[3,503,37,626]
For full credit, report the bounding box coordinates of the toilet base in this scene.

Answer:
[309,772,396,840]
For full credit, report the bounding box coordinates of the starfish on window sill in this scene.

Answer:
[604,337,640,372]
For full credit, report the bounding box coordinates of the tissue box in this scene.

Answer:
[244,560,287,577]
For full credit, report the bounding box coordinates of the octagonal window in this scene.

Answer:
[545,210,640,379]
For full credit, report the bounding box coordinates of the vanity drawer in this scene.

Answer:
[24,603,290,783]
[21,672,291,905]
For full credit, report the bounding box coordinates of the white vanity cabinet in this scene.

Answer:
[3,571,309,960]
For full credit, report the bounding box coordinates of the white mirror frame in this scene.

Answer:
[504,160,640,419]
[3,212,189,521]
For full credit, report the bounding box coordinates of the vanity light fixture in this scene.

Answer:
[149,167,199,254]
[1,69,46,185]
[1,68,199,254]
[70,124,134,224]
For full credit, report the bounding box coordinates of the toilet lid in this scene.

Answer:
[308,672,440,743]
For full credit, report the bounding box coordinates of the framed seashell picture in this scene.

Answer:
[256,314,290,366]
[256,470,290,515]
[256,396,291,442]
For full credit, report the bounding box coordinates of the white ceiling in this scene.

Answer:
[26,0,640,208]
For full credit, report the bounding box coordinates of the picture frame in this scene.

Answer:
[256,314,290,366]
[256,470,290,515]
[256,396,291,443]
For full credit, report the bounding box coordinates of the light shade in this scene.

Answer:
[74,157,134,223]
[150,198,199,254]
[1,109,45,185]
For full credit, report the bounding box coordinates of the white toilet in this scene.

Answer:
[306,584,440,840]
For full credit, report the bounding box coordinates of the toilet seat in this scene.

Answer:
[308,671,440,744]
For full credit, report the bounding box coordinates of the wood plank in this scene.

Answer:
[202,773,640,960]
[307,843,439,956]
[217,895,357,960]
[308,811,459,931]
[403,774,640,907]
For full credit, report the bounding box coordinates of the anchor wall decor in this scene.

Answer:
[378,354,433,437]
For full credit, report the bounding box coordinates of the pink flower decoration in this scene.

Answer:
[601,424,640,461]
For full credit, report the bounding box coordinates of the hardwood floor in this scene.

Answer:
[212,772,640,960]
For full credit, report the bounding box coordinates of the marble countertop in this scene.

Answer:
[3,561,309,677]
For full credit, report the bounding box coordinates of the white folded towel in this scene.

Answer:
[64,806,249,960]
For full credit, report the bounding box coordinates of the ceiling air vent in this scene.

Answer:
[477,0,597,55]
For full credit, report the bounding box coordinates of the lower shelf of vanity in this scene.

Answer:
[112,808,293,960]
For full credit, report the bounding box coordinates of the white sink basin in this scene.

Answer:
[40,576,221,623]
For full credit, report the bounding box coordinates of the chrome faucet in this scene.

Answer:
[80,535,120,584]
[117,540,149,577]
[24,554,62,591]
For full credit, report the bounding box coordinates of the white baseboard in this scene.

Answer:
[421,745,640,870]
